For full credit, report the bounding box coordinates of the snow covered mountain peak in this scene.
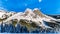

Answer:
[0,8,60,29]
[33,8,39,11]
[25,8,33,12]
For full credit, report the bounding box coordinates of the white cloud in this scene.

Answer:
[39,0,42,2]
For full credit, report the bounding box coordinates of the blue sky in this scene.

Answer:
[0,0,60,15]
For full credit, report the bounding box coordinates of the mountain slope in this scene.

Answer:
[0,8,60,30]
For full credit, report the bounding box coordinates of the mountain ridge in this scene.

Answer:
[0,8,60,30]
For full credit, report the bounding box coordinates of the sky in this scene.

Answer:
[0,0,60,15]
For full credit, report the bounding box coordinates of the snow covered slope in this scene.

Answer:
[0,8,60,29]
